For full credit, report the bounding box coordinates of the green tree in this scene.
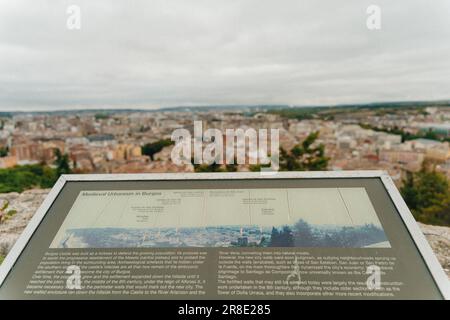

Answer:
[250,132,329,172]
[94,113,109,120]
[401,167,450,226]
[142,139,174,160]
[41,166,59,188]
[401,172,418,211]
[0,164,59,193]
[0,146,8,157]
[54,149,71,176]
[279,131,329,171]
[421,193,450,226]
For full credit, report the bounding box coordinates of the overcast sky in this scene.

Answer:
[0,0,449,111]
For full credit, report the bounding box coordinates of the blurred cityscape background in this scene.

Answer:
[0,101,449,230]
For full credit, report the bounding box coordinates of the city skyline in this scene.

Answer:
[0,99,449,113]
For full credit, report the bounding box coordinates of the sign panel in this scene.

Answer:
[0,172,448,299]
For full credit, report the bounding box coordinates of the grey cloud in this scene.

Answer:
[0,0,449,110]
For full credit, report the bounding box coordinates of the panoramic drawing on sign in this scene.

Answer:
[50,188,390,249]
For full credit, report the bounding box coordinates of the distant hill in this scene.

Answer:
[0,99,449,117]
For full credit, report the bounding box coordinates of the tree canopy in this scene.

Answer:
[0,164,58,193]
[141,139,174,160]
[279,131,329,171]
[401,167,450,226]
[250,131,329,172]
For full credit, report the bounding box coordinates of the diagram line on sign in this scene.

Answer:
[338,188,354,225]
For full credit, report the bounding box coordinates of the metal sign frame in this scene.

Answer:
[0,170,449,299]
